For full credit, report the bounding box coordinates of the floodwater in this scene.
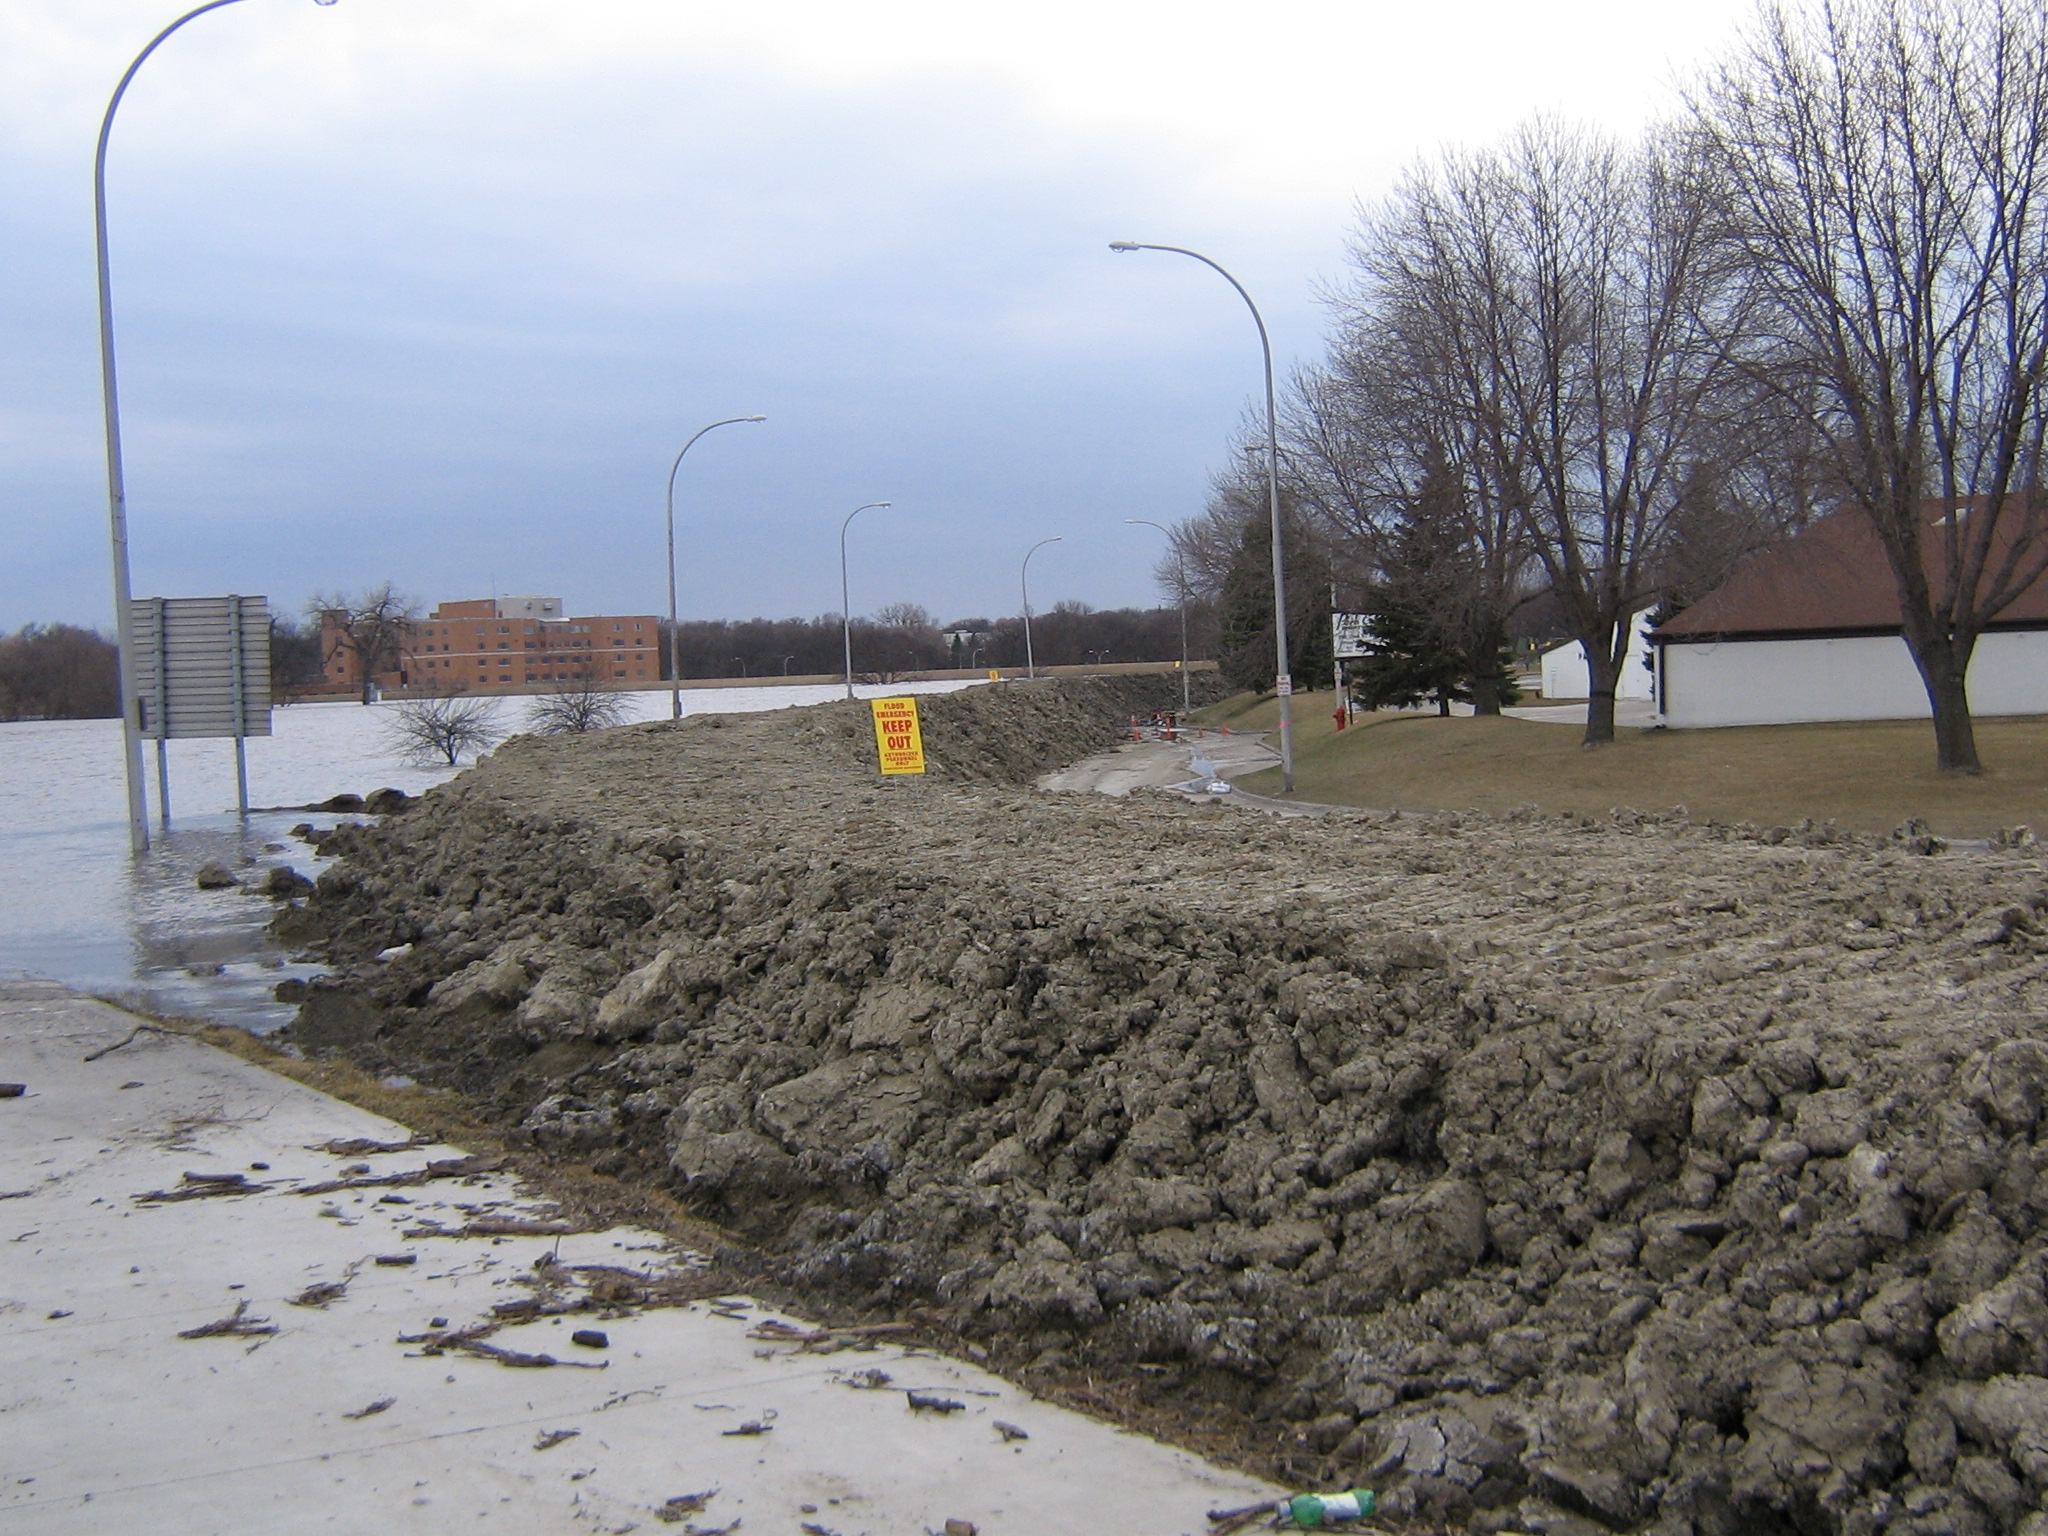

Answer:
[0,682,971,1032]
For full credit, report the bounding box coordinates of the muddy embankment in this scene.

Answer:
[280,677,2048,1535]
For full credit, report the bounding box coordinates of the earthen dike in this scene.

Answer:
[282,676,2048,1536]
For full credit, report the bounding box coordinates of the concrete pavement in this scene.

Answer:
[1036,729,1283,799]
[0,978,1277,1535]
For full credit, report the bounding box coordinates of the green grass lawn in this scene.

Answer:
[1201,692,2048,838]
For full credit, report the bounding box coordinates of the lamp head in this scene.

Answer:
[1108,240,1140,252]
[742,415,766,422]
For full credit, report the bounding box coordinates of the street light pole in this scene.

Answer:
[1020,536,1063,679]
[1110,240,1293,792]
[1125,518,1192,714]
[97,0,339,855]
[664,414,765,719]
[839,501,892,699]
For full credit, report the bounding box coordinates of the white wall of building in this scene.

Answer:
[1540,612,1656,700]
[1660,629,2048,727]
[499,595,564,619]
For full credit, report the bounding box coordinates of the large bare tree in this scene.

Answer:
[1348,123,1782,746]
[309,583,417,706]
[1693,0,2048,771]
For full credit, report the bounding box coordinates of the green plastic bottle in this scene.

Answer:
[1281,1489,1377,1527]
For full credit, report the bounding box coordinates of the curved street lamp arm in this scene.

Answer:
[664,415,766,519]
[1020,536,1063,611]
[1108,244,1276,395]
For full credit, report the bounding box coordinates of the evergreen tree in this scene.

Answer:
[1347,592,1470,715]
[1351,496,1522,716]
[1216,502,1336,695]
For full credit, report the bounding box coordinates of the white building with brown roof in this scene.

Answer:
[1652,507,2048,727]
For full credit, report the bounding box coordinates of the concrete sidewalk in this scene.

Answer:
[0,978,1276,1535]
[1036,729,1283,799]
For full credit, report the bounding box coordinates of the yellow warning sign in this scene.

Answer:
[870,696,926,775]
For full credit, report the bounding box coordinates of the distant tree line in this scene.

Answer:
[0,624,118,721]
[660,601,1190,680]
[1155,0,2048,769]
[0,613,358,720]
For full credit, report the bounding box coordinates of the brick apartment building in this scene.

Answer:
[315,595,662,697]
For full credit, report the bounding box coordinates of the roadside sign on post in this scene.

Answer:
[870,696,926,775]
[131,595,272,819]
[1332,612,1374,659]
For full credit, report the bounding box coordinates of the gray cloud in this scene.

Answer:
[1,41,1336,631]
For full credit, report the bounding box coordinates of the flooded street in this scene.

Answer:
[0,683,969,1031]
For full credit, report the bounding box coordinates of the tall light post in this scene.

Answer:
[1020,536,1063,679]
[663,414,765,719]
[97,0,338,854]
[1125,518,1192,714]
[1110,240,1293,792]
[839,501,892,698]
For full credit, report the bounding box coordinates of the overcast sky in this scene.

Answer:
[1,0,1754,631]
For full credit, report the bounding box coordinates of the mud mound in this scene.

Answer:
[280,681,2048,1535]
[780,672,1224,786]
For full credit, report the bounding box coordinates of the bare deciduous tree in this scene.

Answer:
[871,602,934,632]
[385,694,503,767]
[1694,0,2048,771]
[0,624,118,720]
[1346,123,1780,745]
[308,583,418,706]
[1159,499,1246,610]
[525,680,630,735]
[1295,292,1541,715]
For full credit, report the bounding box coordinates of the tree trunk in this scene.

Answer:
[1470,674,1503,716]
[1582,642,1622,748]
[1904,631,1982,773]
